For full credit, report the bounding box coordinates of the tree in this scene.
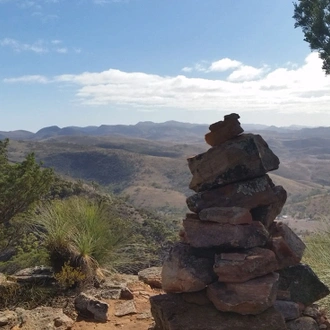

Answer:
[0,139,54,225]
[293,0,330,74]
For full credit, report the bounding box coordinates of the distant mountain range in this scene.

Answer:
[1,121,329,143]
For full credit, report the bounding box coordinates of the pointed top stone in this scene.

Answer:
[205,113,243,146]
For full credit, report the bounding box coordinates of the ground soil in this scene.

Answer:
[72,279,161,330]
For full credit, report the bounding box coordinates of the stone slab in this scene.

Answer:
[198,206,252,224]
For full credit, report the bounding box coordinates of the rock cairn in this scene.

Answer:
[150,114,330,330]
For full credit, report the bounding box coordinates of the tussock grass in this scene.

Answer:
[31,197,128,280]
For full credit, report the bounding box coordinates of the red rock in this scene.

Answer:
[150,293,287,330]
[198,207,252,224]
[182,218,269,249]
[161,243,216,293]
[269,222,306,269]
[189,134,279,192]
[250,186,287,228]
[205,113,244,147]
[181,289,211,306]
[186,175,282,213]
[207,273,279,315]
[274,300,300,321]
[213,247,279,282]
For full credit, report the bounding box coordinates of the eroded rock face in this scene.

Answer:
[207,273,279,315]
[186,175,282,213]
[150,293,287,330]
[198,207,252,225]
[74,293,109,322]
[278,264,330,305]
[182,218,269,249]
[161,243,217,293]
[213,247,279,282]
[188,134,279,192]
[204,113,244,147]
[269,222,306,269]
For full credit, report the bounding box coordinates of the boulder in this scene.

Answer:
[186,175,282,213]
[138,267,162,288]
[274,300,300,321]
[213,247,279,282]
[161,243,216,293]
[198,206,252,225]
[182,219,269,249]
[278,264,330,305]
[286,316,319,330]
[188,134,279,192]
[74,292,108,322]
[207,272,279,315]
[204,113,244,147]
[150,293,287,330]
[269,222,306,269]
[181,289,211,306]
[114,301,137,317]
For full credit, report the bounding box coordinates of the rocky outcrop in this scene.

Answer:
[151,114,330,330]
[74,293,108,322]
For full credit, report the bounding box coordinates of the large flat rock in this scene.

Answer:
[278,264,330,305]
[161,243,217,293]
[188,134,279,192]
[150,293,287,330]
[186,175,282,213]
[214,247,279,282]
[207,273,279,315]
[182,218,269,249]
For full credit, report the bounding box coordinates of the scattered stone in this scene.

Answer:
[204,113,244,147]
[182,218,269,249]
[303,305,321,319]
[0,310,18,329]
[207,272,279,315]
[114,301,137,317]
[14,307,74,330]
[286,316,319,330]
[74,292,108,322]
[138,267,162,289]
[120,287,134,300]
[186,175,282,213]
[97,288,122,300]
[274,300,300,321]
[278,264,330,305]
[198,206,252,225]
[213,247,279,282]
[161,243,216,293]
[136,311,152,320]
[270,222,306,269]
[189,133,279,192]
[150,293,287,330]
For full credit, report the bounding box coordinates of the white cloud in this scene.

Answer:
[209,58,242,72]
[56,47,67,53]
[51,39,61,44]
[4,53,330,116]
[228,65,266,82]
[3,75,49,83]
[181,67,193,73]
[0,38,48,53]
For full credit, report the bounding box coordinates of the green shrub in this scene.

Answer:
[54,262,86,289]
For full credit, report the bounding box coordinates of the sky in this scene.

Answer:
[1,0,330,132]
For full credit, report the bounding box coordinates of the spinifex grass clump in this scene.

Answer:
[32,197,128,283]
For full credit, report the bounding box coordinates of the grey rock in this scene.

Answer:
[198,207,252,225]
[114,301,137,317]
[274,300,300,321]
[74,292,108,322]
[138,267,162,289]
[10,266,54,285]
[278,264,330,305]
[286,316,318,330]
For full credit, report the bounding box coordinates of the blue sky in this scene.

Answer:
[1,0,329,132]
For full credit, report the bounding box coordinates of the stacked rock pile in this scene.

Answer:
[150,114,330,330]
